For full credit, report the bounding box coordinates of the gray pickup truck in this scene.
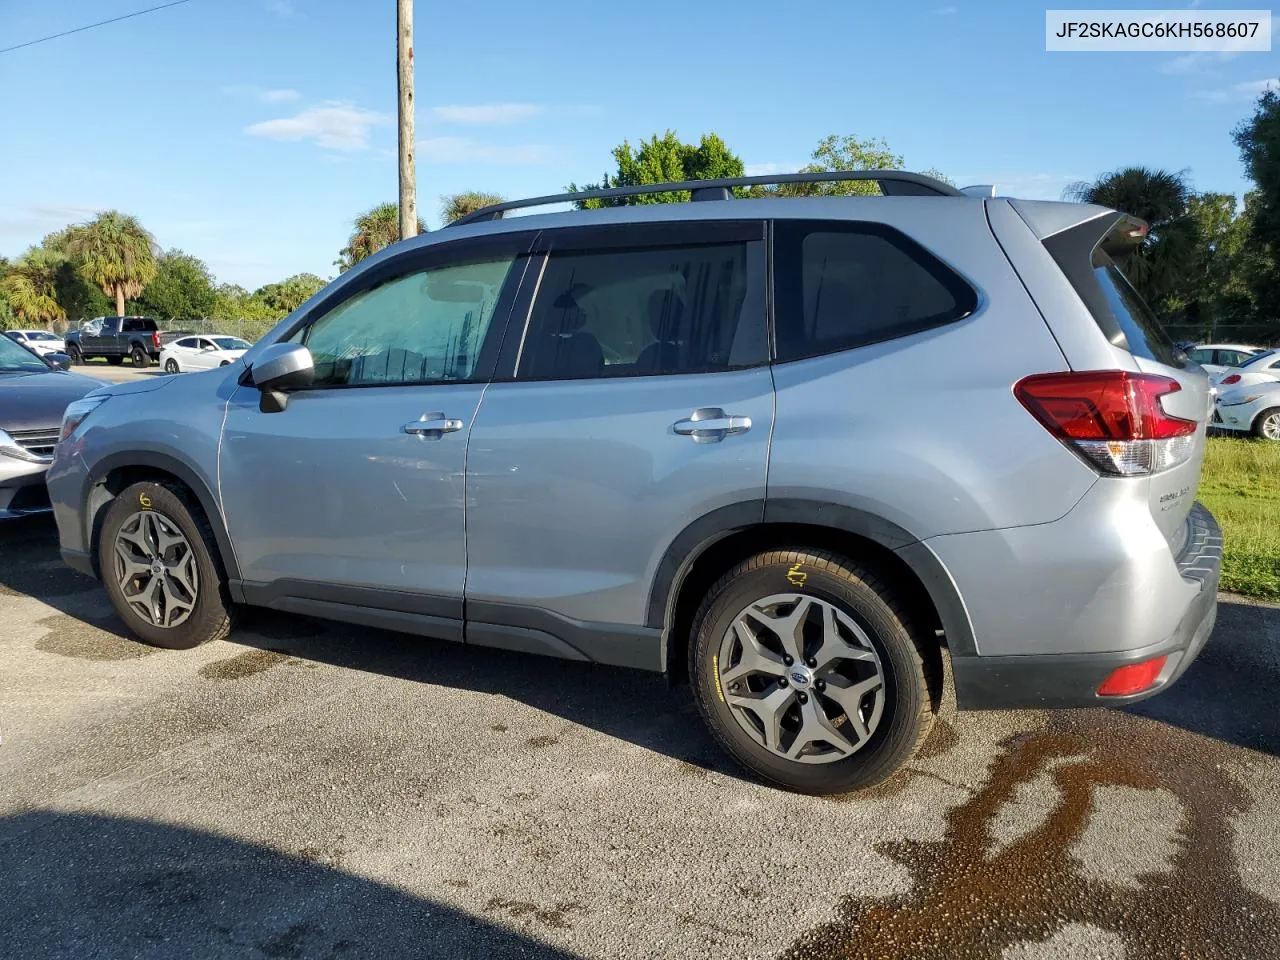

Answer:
[65,316,164,367]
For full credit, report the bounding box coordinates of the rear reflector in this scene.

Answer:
[1014,371,1197,477]
[1097,656,1168,697]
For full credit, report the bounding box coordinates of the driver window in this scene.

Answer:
[301,257,515,387]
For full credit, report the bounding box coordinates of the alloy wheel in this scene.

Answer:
[716,593,886,764]
[1263,412,1280,440]
[112,510,199,627]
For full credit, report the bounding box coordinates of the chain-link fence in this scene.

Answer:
[53,316,277,342]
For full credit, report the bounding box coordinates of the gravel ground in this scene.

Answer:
[1,514,1277,960]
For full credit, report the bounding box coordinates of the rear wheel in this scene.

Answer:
[164,358,180,374]
[1253,408,1280,440]
[690,549,934,794]
[97,481,232,649]
[131,346,150,368]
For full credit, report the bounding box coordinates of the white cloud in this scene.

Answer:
[245,102,390,150]
[418,136,550,164]
[744,162,790,177]
[267,0,294,16]
[951,173,1084,200]
[1197,78,1280,103]
[223,84,301,103]
[0,203,100,239]
[430,103,545,125]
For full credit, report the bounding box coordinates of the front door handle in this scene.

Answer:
[672,408,752,444]
[403,412,465,439]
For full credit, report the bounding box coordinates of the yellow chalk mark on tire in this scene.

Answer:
[713,654,725,702]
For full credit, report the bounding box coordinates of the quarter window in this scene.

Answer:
[517,241,762,380]
[300,257,515,387]
[773,221,976,362]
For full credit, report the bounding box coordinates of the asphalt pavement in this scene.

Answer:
[1,513,1277,959]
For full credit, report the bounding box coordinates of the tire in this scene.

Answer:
[97,481,233,650]
[689,549,934,795]
[67,345,82,365]
[219,360,230,367]
[131,346,151,368]
[1252,407,1280,440]
[164,359,180,374]
[107,355,124,366]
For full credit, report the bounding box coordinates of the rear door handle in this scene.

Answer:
[672,408,752,443]
[403,412,465,439]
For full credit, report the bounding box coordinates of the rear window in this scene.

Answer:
[123,318,159,331]
[773,220,977,362]
[1092,254,1183,367]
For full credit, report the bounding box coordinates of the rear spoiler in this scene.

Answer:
[1008,199,1149,257]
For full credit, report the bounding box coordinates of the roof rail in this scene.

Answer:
[448,170,964,226]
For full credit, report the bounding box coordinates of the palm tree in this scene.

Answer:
[336,203,427,272]
[441,191,505,224]
[0,248,66,326]
[64,211,158,317]
[1062,167,1198,310]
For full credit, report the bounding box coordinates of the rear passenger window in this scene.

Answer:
[773,221,976,362]
[517,242,764,380]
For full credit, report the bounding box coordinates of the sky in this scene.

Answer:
[0,0,1277,290]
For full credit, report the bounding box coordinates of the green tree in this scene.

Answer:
[1063,167,1198,312]
[568,131,745,207]
[135,250,218,321]
[336,203,427,272]
[441,191,505,224]
[256,273,327,313]
[780,134,905,197]
[1233,88,1280,322]
[0,247,67,326]
[64,211,158,316]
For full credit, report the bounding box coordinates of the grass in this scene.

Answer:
[1199,437,1280,600]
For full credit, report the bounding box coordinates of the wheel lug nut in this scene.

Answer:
[815,679,826,691]
[806,658,816,668]
[798,693,808,704]
[778,677,788,687]
[783,656,794,666]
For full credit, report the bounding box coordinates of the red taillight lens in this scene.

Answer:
[152,331,161,350]
[1221,374,1242,386]
[1015,371,1198,477]
[1097,656,1168,696]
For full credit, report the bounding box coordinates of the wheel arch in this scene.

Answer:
[651,499,976,685]
[85,451,240,584]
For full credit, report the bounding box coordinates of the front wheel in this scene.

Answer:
[1253,407,1280,440]
[164,358,180,374]
[131,346,151,368]
[689,550,934,795]
[98,481,233,649]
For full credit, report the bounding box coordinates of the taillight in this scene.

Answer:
[1014,371,1197,477]
[1097,655,1167,696]
[152,331,161,350]
[1221,374,1242,386]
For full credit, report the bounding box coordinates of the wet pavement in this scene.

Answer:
[1,514,1277,959]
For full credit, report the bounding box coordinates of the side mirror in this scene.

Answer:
[249,343,314,413]
[46,352,72,371]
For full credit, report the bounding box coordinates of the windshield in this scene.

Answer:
[212,337,250,350]
[27,331,58,341]
[0,333,53,372]
[1240,350,1279,369]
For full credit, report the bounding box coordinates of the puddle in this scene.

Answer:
[199,649,290,680]
[785,712,1280,959]
[35,616,155,660]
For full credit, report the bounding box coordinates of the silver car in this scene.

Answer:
[46,171,1221,794]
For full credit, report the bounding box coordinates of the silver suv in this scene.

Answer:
[48,172,1221,795]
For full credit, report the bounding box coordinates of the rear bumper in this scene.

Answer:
[951,503,1222,709]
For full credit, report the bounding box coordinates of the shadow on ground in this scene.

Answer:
[0,811,578,959]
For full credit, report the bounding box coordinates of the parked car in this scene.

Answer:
[5,329,67,357]
[1185,342,1265,376]
[65,316,164,367]
[1210,347,1280,389]
[0,334,103,518]
[46,171,1220,795]
[159,335,252,374]
[1213,379,1280,439]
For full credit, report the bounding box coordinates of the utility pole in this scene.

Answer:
[396,0,417,239]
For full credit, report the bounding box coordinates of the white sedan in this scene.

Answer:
[160,335,251,373]
[1210,347,1280,390]
[1214,379,1280,439]
[5,329,66,357]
